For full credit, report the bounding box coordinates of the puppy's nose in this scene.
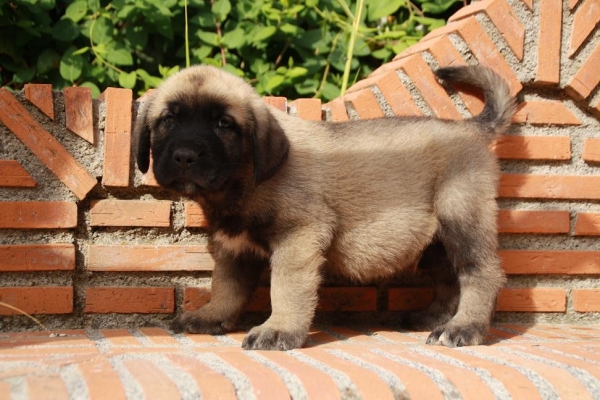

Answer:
[172,148,199,169]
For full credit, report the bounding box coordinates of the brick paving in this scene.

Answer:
[1,324,599,399]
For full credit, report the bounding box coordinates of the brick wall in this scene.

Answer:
[1,0,599,329]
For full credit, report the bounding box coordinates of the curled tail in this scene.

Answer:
[434,66,516,140]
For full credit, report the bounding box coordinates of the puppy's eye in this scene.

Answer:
[217,117,233,129]
[161,115,175,126]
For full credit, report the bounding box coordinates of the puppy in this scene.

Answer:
[135,65,515,350]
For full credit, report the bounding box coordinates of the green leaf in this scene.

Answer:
[39,0,55,11]
[367,0,404,21]
[285,67,308,78]
[420,0,462,14]
[136,69,163,88]
[251,26,277,44]
[80,82,101,98]
[37,49,60,75]
[222,28,246,49]
[212,0,231,20]
[60,47,84,82]
[90,17,113,45]
[105,44,133,66]
[125,26,148,50]
[52,19,79,42]
[197,31,219,46]
[265,74,285,93]
[13,68,36,84]
[65,1,88,23]
[320,82,340,101]
[71,47,90,56]
[118,71,137,89]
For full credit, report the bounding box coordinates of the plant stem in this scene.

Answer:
[184,0,190,68]
[340,0,364,95]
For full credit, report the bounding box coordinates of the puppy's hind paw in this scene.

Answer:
[170,311,227,335]
[426,323,487,347]
[242,326,306,351]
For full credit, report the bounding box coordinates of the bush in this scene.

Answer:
[0,0,464,101]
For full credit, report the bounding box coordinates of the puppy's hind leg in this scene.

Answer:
[171,252,266,335]
[402,241,460,331]
[426,196,505,347]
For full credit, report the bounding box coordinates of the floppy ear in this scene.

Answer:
[252,104,290,184]
[134,101,152,174]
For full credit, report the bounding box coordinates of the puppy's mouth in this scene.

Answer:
[168,171,228,195]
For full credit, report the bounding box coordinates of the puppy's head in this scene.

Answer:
[134,65,289,196]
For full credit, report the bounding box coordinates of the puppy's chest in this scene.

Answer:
[212,230,270,259]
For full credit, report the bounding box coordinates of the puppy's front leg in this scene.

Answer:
[242,229,327,351]
[171,251,265,335]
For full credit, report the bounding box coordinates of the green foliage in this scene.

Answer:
[0,0,463,101]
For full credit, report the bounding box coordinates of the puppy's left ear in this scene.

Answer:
[252,104,289,184]
[134,100,152,174]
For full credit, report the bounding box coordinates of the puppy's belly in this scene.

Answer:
[326,214,438,282]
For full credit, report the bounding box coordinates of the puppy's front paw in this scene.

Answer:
[242,325,307,351]
[171,311,228,335]
[426,323,487,347]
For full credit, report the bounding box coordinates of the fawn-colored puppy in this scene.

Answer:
[135,65,515,350]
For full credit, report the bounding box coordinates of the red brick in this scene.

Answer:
[343,89,385,119]
[77,358,127,400]
[0,160,36,187]
[386,347,497,400]
[424,17,522,96]
[257,351,340,399]
[100,88,133,187]
[512,101,581,125]
[575,212,600,235]
[262,96,287,112]
[289,98,322,121]
[497,210,570,233]
[341,348,444,400]
[123,359,181,398]
[90,199,171,227]
[449,0,525,61]
[0,287,73,315]
[535,0,562,84]
[99,329,141,347]
[388,288,434,311]
[570,0,581,10]
[346,73,383,93]
[168,354,237,399]
[184,201,208,228]
[0,88,97,200]
[572,289,600,311]
[499,174,600,200]
[424,345,541,399]
[496,288,566,312]
[64,87,94,144]
[500,250,600,274]
[88,245,213,272]
[375,70,422,116]
[491,136,571,160]
[0,244,75,271]
[582,138,600,162]
[299,348,396,400]
[24,83,54,120]
[568,0,600,56]
[138,328,179,346]
[566,40,600,99]
[322,98,350,121]
[318,287,378,312]
[472,346,590,398]
[0,201,77,229]
[400,55,462,119]
[183,287,212,311]
[522,0,533,10]
[140,156,159,187]
[215,351,290,399]
[85,287,174,313]
[27,374,69,399]
[425,35,485,115]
